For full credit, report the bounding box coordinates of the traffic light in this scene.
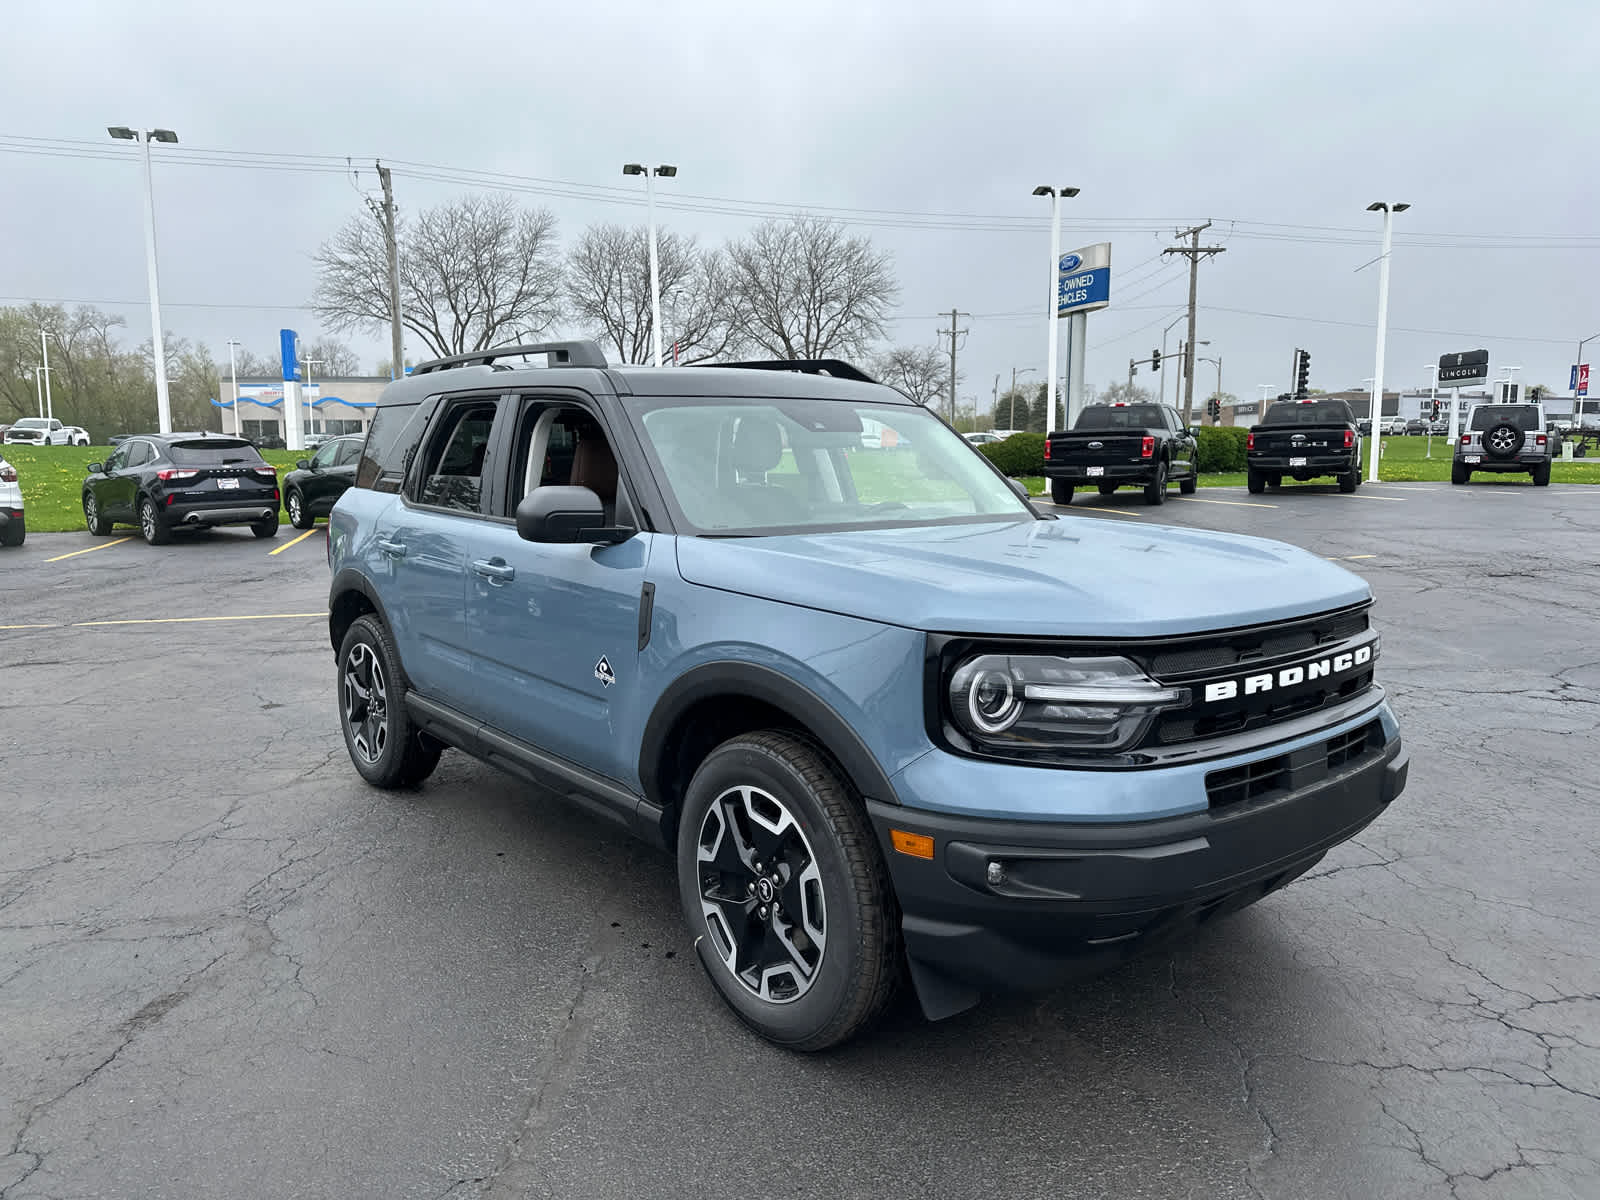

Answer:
[1431,399,1440,420]
[1208,396,1222,422]
[1151,348,1161,371]
[1295,350,1311,398]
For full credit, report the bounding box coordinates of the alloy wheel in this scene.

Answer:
[343,642,389,765]
[696,784,827,1003]
[140,503,156,541]
[85,495,98,530]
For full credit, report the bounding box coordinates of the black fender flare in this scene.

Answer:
[328,567,397,658]
[638,661,902,810]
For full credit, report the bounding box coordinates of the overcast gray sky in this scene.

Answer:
[3,0,1596,415]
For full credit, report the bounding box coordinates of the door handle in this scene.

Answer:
[377,539,407,558]
[471,558,515,583]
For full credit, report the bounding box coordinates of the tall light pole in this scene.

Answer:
[1159,313,1186,407]
[227,338,242,437]
[623,163,678,368]
[39,330,56,421]
[108,126,178,434]
[301,357,325,442]
[1365,201,1410,481]
[1033,185,1080,430]
[1008,366,1036,431]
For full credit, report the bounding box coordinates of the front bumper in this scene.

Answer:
[870,728,1407,995]
[1046,462,1159,483]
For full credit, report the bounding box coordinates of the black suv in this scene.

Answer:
[284,435,363,529]
[83,433,281,544]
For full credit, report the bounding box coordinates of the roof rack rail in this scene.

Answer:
[408,340,608,376]
[705,359,877,384]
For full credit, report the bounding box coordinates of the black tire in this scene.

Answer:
[1451,462,1469,485]
[1143,461,1168,506]
[678,731,901,1052]
[252,514,280,539]
[1,517,23,548]
[1339,465,1359,493]
[83,492,113,535]
[286,489,314,530]
[336,614,443,789]
[1097,482,1118,496]
[1179,462,1198,495]
[1246,469,1266,495]
[1267,474,1283,489]
[1050,478,1074,505]
[1532,462,1551,487]
[1483,422,1524,460]
[138,496,170,546]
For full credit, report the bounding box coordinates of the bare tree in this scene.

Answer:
[314,194,564,359]
[869,345,950,407]
[566,224,743,365]
[298,337,362,377]
[1099,380,1154,406]
[725,215,899,360]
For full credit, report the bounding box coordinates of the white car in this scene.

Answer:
[963,431,1003,445]
[0,455,24,546]
[3,417,90,446]
[1382,417,1408,436]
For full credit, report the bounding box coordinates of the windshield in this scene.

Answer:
[1470,406,1540,431]
[627,398,1031,535]
[168,440,266,466]
[15,418,49,430]
[1260,402,1355,425]
[1074,405,1166,430]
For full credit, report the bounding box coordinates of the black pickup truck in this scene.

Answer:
[1043,402,1200,506]
[1246,398,1363,494]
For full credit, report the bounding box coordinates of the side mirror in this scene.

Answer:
[1188,426,1200,437]
[1008,478,1031,502]
[516,485,632,545]
[296,459,311,471]
[87,462,104,474]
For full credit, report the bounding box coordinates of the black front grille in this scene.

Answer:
[1156,666,1375,746]
[1206,720,1384,809]
[1143,608,1369,678]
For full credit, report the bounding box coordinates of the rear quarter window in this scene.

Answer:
[355,399,439,493]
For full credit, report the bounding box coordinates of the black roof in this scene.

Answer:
[371,341,905,409]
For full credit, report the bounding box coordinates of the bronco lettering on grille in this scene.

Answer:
[1203,644,1372,704]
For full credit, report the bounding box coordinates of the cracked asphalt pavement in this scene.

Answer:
[2,481,1597,1199]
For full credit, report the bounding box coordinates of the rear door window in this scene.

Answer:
[410,399,501,513]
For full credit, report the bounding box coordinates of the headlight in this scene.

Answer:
[947,654,1189,758]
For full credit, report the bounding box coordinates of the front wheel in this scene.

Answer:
[287,489,315,530]
[678,731,901,1051]
[84,492,113,535]
[1050,478,1074,505]
[337,615,443,788]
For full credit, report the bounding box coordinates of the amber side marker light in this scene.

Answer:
[890,829,935,859]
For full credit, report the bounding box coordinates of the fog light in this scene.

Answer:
[986,860,1007,886]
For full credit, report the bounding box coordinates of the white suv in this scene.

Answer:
[1453,402,1552,486]
[0,455,24,546]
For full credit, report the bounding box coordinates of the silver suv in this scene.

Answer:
[1453,403,1552,486]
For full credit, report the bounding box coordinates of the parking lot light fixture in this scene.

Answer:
[1033,186,1079,430]
[624,163,678,367]
[108,124,179,434]
[1365,201,1408,481]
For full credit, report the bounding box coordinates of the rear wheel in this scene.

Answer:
[677,731,900,1051]
[1,517,23,547]
[337,615,443,789]
[1451,462,1469,485]
[84,492,113,535]
[1050,478,1074,505]
[1532,462,1551,486]
[1143,461,1168,505]
[1246,469,1266,495]
[1179,462,1198,495]
[287,489,314,530]
[138,496,170,546]
[251,514,280,539]
[1339,465,1359,493]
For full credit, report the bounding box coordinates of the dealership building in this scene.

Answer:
[212,377,391,442]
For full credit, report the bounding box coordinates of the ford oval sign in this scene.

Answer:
[1058,253,1082,273]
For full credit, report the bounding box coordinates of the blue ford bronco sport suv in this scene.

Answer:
[327,341,1408,1050]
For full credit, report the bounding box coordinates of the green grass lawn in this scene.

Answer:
[3,445,304,533]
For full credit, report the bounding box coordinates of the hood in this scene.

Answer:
[673,518,1369,638]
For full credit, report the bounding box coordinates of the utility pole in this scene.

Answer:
[227,339,242,437]
[374,161,404,379]
[992,374,999,428]
[1163,222,1226,425]
[939,309,968,425]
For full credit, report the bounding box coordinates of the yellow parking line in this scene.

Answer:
[72,612,326,628]
[268,528,320,556]
[1063,505,1144,518]
[1325,554,1377,561]
[1175,496,1279,509]
[0,623,58,630]
[46,537,133,562]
